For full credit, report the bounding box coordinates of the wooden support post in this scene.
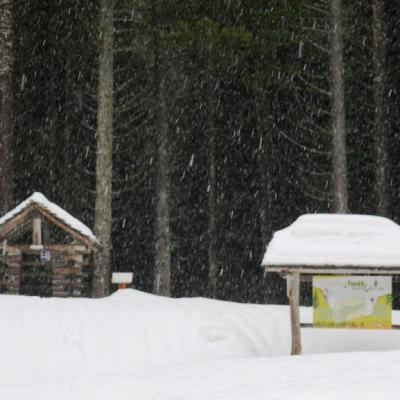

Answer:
[286,271,302,355]
[32,218,42,246]
[42,220,50,245]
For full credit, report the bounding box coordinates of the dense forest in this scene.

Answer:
[1,0,400,304]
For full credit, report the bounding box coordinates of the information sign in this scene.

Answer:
[313,275,392,329]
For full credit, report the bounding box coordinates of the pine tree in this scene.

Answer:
[205,43,218,298]
[372,0,390,216]
[153,32,172,296]
[0,0,13,214]
[329,0,348,213]
[93,0,114,297]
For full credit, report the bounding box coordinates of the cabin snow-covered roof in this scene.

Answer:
[0,192,99,246]
[262,214,400,268]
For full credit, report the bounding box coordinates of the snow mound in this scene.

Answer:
[0,290,290,386]
[263,214,400,267]
[1,289,400,399]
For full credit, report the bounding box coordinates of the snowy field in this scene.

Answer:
[1,289,400,399]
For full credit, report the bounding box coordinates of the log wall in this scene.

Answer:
[0,245,94,297]
[0,249,22,294]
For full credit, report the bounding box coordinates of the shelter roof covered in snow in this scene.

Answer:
[0,192,100,247]
[262,214,400,270]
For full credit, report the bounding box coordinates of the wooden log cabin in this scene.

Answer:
[0,193,101,297]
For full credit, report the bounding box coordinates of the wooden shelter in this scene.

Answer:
[262,214,400,355]
[0,193,101,297]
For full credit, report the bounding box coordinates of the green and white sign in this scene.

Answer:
[313,276,392,329]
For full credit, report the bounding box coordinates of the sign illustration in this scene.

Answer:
[313,276,392,329]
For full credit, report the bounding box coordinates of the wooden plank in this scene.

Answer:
[73,245,87,252]
[298,273,400,282]
[3,222,32,242]
[52,281,82,287]
[287,271,302,355]
[5,246,22,256]
[0,208,33,240]
[300,322,400,330]
[298,274,400,283]
[9,244,90,255]
[4,266,20,273]
[42,220,50,244]
[32,218,42,245]
[32,204,101,251]
[268,265,400,275]
[21,261,51,267]
[52,291,68,297]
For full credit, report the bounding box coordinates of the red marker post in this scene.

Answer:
[111,272,133,289]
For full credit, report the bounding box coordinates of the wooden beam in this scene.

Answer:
[2,221,32,242]
[32,218,42,245]
[297,274,400,283]
[32,205,101,251]
[42,220,50,244]
[300,323,400,330]
[0,207,33,240]
[267,265,400,275]
[1,204,100,251]
[287,271,302,355]
[6,244,91,255]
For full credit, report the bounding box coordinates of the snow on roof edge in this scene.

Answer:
[0,192,99,245]
[262,213,400,268]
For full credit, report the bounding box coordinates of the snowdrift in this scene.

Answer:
[1,289,400,399]
[0,290,291,385]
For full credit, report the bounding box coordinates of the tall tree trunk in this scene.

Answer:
[255,89,271,298]
[255,88,279,304]
[93,0,114,297]
[153,37,171,297]
[329,0,348,213]
[255,89,273,247]
[0,0,13,214]
[63,55,73,209]
[205,46,218,298]
[372,0,390,216]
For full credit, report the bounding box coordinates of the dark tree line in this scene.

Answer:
[1,0,400,305]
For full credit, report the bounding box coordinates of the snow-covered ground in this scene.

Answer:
[1,289,400,399]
